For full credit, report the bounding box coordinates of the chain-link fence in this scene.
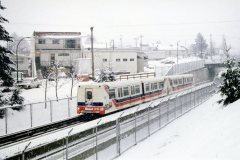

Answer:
[17,83,215,160]
[0,96,78,135]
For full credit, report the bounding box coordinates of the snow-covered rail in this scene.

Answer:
[1,83,216,160]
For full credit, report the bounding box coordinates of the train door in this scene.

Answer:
[85,88,93,106]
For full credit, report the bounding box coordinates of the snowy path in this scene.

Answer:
[116,94,240,160]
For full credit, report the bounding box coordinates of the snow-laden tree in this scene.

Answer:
[0,3,24,117]
[0,5,14,87]
[219,59,240,105]
[191,33,208,58]
[221,36,231,58]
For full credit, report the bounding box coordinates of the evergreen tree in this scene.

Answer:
[0,3,14,86]
[0,2,24,117]
[219,59,240,105]
[191,33,208,58]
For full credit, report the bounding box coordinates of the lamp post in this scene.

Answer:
[16,37,31,83]
[176,41,179,64]
[180,45,188,58]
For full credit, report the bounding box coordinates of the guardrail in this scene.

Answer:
[7,83,216,160]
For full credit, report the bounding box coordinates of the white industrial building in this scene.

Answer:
[83,49,144,74]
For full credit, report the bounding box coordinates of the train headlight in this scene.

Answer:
[100,107,104,111]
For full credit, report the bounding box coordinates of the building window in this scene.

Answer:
[65,39,76,48]
[52,39,60,44]
[130,58,134,61]
[116,58,120,62]
[123,58,127,62]
[38,39,45,44]
[103,58,107,62]
[58,53,69,56]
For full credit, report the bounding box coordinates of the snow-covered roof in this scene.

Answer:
[33,31,81,38]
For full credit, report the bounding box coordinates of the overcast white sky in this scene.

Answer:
[2,0,240,51]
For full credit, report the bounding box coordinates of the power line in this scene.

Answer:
[6,19,240,28]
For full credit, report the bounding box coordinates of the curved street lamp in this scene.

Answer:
[16,36,31,83]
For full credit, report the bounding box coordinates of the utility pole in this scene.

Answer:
[111,39,114,50]
[120,35,123,48]
[209,34,213,60]
[139,35,143,51]
[90,27,94,79]
[134,37,138,48]
[176,42,178,64]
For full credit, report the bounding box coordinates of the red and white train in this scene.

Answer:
[77,74,193,115]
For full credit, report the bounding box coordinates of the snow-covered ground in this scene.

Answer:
[21,78,80,104]
[0,78,90,135]
[116,94,240,160]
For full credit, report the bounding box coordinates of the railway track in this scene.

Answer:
[0,115,98,148]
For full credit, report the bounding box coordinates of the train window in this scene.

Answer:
[170,80,172,86]
[118,88,123,98]
[86,91,92,99]
[131,86,135,95]
[123,87,129,96]
[159,82,164,90]
[135,85,140,94]
[109,89,116,99]
[174,80,178,85]
[145,83,150,92]
[178,79,183,85]
[153,83,158,90]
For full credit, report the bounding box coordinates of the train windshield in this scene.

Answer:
[86,91,92,99]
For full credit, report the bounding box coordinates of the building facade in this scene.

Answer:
[33,32,82,68]
[84,49,139,74]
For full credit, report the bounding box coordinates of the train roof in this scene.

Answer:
[165,74,193,79]
[140,77,164,83]
[78,74,193,88]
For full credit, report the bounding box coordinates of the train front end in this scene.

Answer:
[77,83,110,115]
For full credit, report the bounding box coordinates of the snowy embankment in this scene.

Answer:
[116,94,240,160]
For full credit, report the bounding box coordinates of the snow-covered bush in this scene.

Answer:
[218,59,240,105]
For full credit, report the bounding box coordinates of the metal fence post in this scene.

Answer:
[134,112,137,145]
[50,100,53,122]
[30,104,33,128]
[66,128,73,160]
[174,95,178,118]
[116,118,120,156]
[148,105,150,136]
[180,95,183,115]
[67,97,71,118]
[5,108,7,135]
[22,142,31,160]
[134,106,140,145]
[95,119,101,160]
[116,112,124,156]
[158,101,162,129]
[167,98,170,122]
[194,89,196,107]
[147,102,153,136]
